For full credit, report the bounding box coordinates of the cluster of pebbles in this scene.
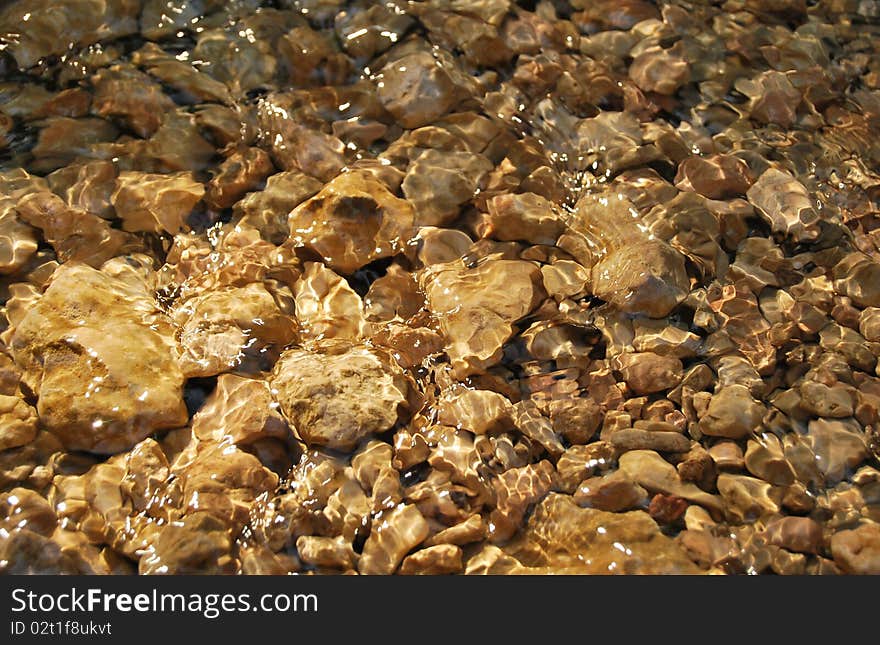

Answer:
[1,0,880,575]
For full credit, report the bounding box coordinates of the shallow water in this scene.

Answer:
[0,0,879,575]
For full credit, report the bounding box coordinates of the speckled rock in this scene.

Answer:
[270,341,410,451]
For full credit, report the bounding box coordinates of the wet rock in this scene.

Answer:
[270,341,410,451]
[403,150,492,226]
[618,450,724,515]
[799,381,855,418]
[763,517,823,554]
[296,536,356,570]
[629,47,690,95]
[508,493,700,574]
[139,512,235,575]
[288,170,415,275]
[548,398,603,446]
[0,394,37,452]
[700,385,765,440]
[235,171,322,244]
[478,192,566,245]
[490,460,555,542]
[376,51,463,129]
[30,116,119,173]
[10,263,187,453]
[111,171,205,235]
[592,241,689,318]
[806,418,868,485]
[91,65,176,138]
[437,389,514,435]
[717,474,780,521]
[746,168,820,242]
[399,545,463,575]
[745,435,796,486]
[16,191,132,267]
[674,154,753,199]
[415,227,473,266]
[614,352,683,395]
[834,253,880,309]
[0,0,139,70]
[610,428,691,453]
[174,283,297,377]
[421,258,545,377]
[574,471,648,512]
[424,515,486,547]
[831,523,880,575]
[205,147,274,210]
[358,504,430,575]
[191,375,289,446]
[294,262,365,342]
[648,493,689,525]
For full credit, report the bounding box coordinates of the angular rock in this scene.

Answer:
[288,170,415,274]
[270,341,409,451]
[421,258,545,377]
[831,523,880,575]
[358,504,429,575]
[700,385,765,439]
[10,263,187,453]
[402,150,492,226]
[111,171,205,234]
[746,168,820,242]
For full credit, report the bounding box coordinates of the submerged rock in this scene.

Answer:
[271,341,410,451]
[9,263,187,453]
[288,170,415,275]
[421,258,545,377]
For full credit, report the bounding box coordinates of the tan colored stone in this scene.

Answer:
[10,263,187,453]
[421,258,545,377]
[270,341,409,451]
[288,170,415,274]
[358,504,430,575]
[831,523,880,575]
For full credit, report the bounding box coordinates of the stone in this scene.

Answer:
[358,504,430,575]
[205,147,274,210]
[592,240,689,318]
[296,536,356,570]
[376,51,462,129]
[700,385,765,439]
[111,171,205,234]
[234,170,322,244]
[629,47,690,95]
[139,512,235,575]
[806,418,868,485]
[288,170,415,274]
[618,450,724,515]
[831,523,880,575]
[574,471,648,512]
[437,389,515,435]
[610,428,692,453]
[399,545,463,575]
[174,283,297,377]
[763,517,824,554]
[507,493,701,574]
[421,258,545,377]
[293,262,366,342]
[746,168,820,242]
[674,154,753,200]
[191,375,289,446]
[402,150,493,226]
[0,394,38,452]
[614,352,683,395]
[478,192,566,245]
[10,263,187,453]
[270,341,410,451]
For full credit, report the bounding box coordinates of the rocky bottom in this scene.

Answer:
[1,0,880,575]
